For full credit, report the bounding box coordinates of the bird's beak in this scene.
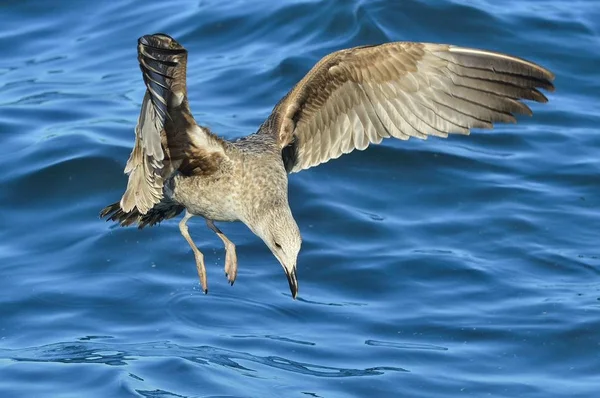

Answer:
[284,267,298,299]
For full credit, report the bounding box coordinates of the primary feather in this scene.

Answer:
[263,42,554,173]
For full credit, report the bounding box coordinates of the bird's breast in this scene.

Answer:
[169,172,241,222]
[169,148,289,223]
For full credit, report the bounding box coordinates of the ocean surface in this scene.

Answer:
[1,0,599,397]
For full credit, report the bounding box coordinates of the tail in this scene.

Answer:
[100,199,184,229]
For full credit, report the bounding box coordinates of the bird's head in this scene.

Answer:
[251,204,302,299]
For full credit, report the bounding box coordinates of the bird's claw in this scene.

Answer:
[223,247,238,286]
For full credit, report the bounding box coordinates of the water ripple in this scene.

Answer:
[1,0,599,397]
[365,339,448,352]
[0,340,407,377]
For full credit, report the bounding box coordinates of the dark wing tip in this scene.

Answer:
[544,78,556,93]
[534,67,555,94]
[100,201,140,227]
[137,33,188,120]
[138,33,186,52]
[100,202,120,219]
[445,47,555,92]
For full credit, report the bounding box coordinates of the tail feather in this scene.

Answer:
[100,200,185,229]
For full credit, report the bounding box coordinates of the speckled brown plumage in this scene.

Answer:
[101,33,554,299]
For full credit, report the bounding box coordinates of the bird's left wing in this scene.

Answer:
[120,34,225,214]
[262,42,554,173]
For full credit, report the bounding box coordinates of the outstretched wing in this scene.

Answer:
[263,42,554,173]
[120,34,225,214]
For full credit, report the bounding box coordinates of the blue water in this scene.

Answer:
[1,0,599,396]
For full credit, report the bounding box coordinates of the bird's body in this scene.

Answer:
[101,34,554,299]
[169,133,287,224]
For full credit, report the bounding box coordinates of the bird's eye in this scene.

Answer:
[274,242,282,249]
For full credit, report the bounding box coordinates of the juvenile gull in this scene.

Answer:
[101,34,554,299]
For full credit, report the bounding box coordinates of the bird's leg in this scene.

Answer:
[206,220,238,285]
[178,211,208,293]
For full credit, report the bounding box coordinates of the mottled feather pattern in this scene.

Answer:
[112,34,226,220]
[265,42,554,173]
[119,35,186,214]
[100,33,553,299]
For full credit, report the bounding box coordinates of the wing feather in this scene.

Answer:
[119,34,226,214]
[265,42,554,173]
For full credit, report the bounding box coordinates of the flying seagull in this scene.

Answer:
[101,33,554,299]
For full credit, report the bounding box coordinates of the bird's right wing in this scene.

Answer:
[120,34,225,214]
[263,42,554,173]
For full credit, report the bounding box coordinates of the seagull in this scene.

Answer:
[100,33,554,299]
